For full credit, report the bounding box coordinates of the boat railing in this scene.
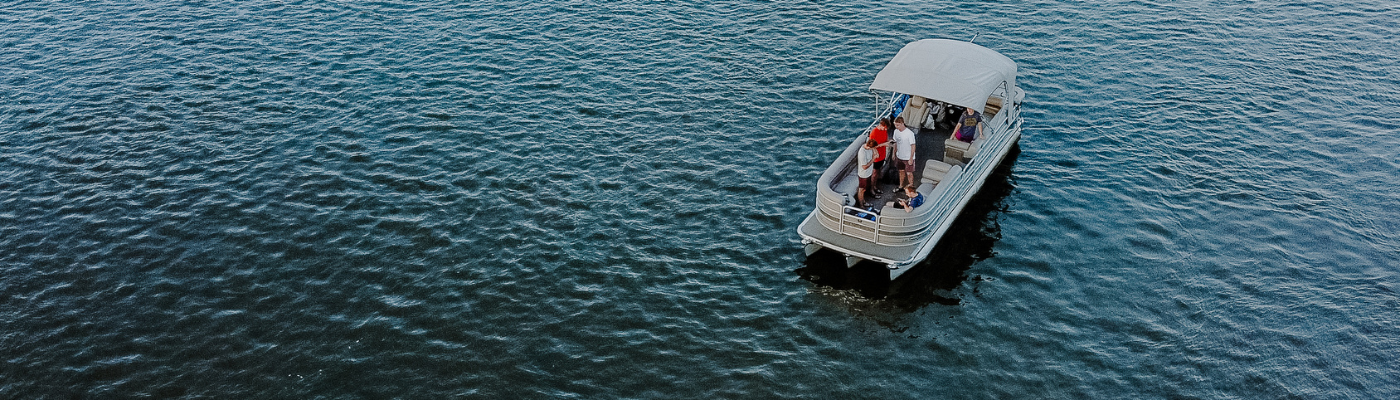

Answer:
[814,163,961,246]
[908,100,1021,238]
[816,198,938,246]
[814,112,1018,247]
[811,91,1020,248]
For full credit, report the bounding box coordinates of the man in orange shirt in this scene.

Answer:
[869,119,891,193]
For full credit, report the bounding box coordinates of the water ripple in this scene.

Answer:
[4,0,1400,398]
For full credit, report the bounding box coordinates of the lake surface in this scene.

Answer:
[3,0,1399,398]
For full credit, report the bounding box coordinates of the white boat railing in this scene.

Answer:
[914,104,1019,235]
[812,97,1020,248]
[837,205,881,241]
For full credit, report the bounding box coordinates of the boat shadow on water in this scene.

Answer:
[795,145,1020,311]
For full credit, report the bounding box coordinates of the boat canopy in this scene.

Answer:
[868,39,1017,112]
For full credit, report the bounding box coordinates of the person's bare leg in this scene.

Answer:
[897,161,907,188]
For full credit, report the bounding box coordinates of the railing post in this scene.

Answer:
[838,203,846,235]
[873,219,880,244]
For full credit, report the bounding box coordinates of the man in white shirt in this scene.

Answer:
[856,139,876,207]
[892,117,917,189]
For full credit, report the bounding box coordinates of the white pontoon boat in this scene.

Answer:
[796,39,1025,280]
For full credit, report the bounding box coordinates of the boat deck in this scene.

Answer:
[835,122,956,214]
[800,119,958,263]
[797,211,919,262]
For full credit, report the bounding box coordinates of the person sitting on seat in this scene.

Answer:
[896,185,925,213]
[952,106,983,143]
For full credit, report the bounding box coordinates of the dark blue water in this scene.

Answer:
[4,0,1399,398]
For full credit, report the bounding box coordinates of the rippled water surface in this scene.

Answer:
[4,0,1399,398]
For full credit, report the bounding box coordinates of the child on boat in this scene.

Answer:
[896,185,925,213]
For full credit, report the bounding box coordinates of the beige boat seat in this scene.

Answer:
[984,96,1004,117]
[920,160,954,186]
[943,137,973,165]
[900,95,930,129]
[917,182,934,198]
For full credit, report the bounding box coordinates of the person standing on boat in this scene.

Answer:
[869,119,892,190]
[952,106,983,143]
[892,116,917,189]
[856,138,878,208]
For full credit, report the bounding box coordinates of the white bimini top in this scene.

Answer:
[868,39,1017,112]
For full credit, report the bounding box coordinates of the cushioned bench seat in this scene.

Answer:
[921,160,953,186]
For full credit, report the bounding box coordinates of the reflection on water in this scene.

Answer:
[796,146,1021,310]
